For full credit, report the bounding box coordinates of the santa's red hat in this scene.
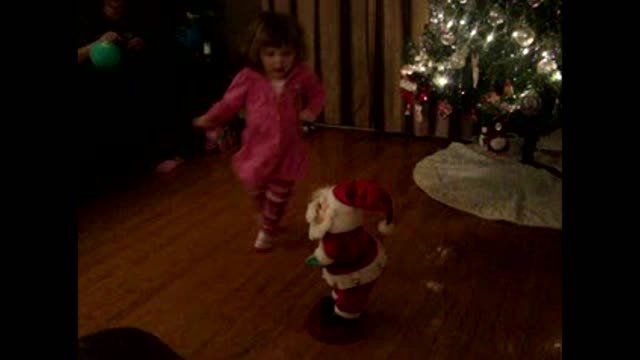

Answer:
[331,180,394,235]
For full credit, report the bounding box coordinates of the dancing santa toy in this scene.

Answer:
[303,180,392,344]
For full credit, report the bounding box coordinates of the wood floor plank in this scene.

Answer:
[78,128,562,359]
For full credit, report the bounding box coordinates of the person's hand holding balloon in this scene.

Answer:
[127,37,144,51]
[89,31,123,68]
[98,31,122,44]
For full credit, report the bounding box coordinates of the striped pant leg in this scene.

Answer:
[261,178,295,236]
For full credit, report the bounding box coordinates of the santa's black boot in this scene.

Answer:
[319,296,336,317]
[305,298,367,344]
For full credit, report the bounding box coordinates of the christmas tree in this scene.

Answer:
[401,0,562,151]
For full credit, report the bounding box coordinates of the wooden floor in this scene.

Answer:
[78,128,562,359]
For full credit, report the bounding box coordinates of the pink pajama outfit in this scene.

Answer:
[202,63,326,234]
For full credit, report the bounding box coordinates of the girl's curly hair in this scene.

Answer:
[242,11,308,72]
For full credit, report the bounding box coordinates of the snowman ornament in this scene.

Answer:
[482,118,510,153]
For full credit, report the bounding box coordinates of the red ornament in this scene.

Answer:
[417,86,430,103]
[437,101,453,119]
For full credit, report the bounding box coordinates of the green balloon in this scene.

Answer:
[89,41,121,68]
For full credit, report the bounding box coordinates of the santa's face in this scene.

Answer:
[316,199,330,223]
[306,187,364,240]
[306,188,335,240]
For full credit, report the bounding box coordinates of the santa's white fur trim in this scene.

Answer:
[334,306,361,319]
[305,203,317,225]
[325,188,363,234]
[378,220,394,235]
[321,239,387,290]
[313,243,334,266]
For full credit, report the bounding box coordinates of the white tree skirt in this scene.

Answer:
[413,142,562,230]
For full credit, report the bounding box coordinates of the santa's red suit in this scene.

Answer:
[306,180,393,319]
[316,227,387,317]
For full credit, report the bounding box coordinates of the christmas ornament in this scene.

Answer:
[536,57,557,74]
[449,52,466,69]
[417,87,429,102]
[488,5,506,27]
[512,24,536,47]
[527,0,544,8]
[519,89,542,116]
[503,81,514,97]
[441,32,456,46]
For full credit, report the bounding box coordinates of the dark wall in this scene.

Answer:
[221,0,262,68]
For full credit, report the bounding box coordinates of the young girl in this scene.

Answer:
[193,11,326,252]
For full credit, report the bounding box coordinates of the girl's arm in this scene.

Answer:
[197,70,251,129]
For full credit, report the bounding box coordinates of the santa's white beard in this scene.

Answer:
[307,201,334,240]
[306,187,332,240]
[305,197,321,225]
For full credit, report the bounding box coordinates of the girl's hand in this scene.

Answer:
[193,116,211,128]
[127,37,144,51]
[299,109,316,122]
